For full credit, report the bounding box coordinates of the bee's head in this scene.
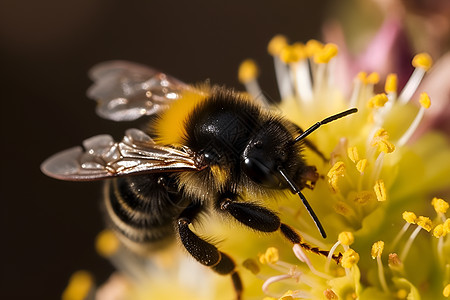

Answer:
[241,120,300,189]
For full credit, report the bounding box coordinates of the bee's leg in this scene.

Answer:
[218,195,342,264]
[177,202,243,300]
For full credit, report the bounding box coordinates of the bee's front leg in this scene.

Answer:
[177,202,243,300]
[217,193,342,263]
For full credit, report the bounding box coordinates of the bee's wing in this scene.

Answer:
[41,129,204,181]
[87,61,190,121]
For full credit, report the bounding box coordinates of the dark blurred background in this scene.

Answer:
[1,1,335,298]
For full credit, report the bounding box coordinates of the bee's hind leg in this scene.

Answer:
[177,202,243,300]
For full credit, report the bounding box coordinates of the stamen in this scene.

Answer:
[444,219,450,233]
[62,270,95,300]
[374,179,387,202]
[444,284,450,298]
[341,248,360,269]
[259,247,280,264]
[349,73,364,107]
[293,244,333,280]
[313,43,338,64]
[398,53,433,104]
[262,274,293,296]
[268,35,292,99]
[371,241,389,293]
[356,159,368,174]
[288,43,313,103]
[384,74,398,95]
[304,39,324,58]
[312,43,338,95]
[366,72,380,85]
[280,43,312,103]
[433,224,447,264]
[347,147,359,163]
[326,232,354,272]
[397,93,431,147]
[388,253,404,274]
[327,161,346,193]
[368,93,389,108]
[400,225,422,261]
[433,224,446,238]
[371,128,396,154]
[432,197,449,215]
[339,231,355,247]
[416,216,433,232]
[391,222,411,250]
[238,59,269,106]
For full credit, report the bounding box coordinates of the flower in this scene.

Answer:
[61,36,450,299]
[236,36,450,299]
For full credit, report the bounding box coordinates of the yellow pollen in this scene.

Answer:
[433,224,446,238]
[371,128,395,153]
[357,71,367,82]
[412,53,433,71]
[374,179,387,202]
[419,92,431,109]
[268,35,288,56]
[416,216,433,232]
[341,248,360,268]
[371,241,385,258]
[367,72,380,85]
[263,298,277,300]
[432,197,449,214]
[62,270,94,300]
[95,229,120,257]
[402,211,417,224]
[314,43,338,64]
[259,247,279,264]
[238,59,259,83]
[347,146,359,163]
[280,43,305,63]
[338,231,355,245]
[305,39,323,57]
[356,159,368,174]
[324,289,338,299]
[328,161,345,178]
[444,284,450,297]
[385,73,398,93]
[368,93,389,108]
[242,258,260,274]
[443,219,450,232]
[354,190,376,205]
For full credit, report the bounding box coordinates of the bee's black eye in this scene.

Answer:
[241,157,282,188]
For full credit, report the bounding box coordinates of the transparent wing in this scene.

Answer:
[87,61,190,121]
[41,129,204,181]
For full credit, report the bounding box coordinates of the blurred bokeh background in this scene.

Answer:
[2,0,449,299]
[1,1,332,299]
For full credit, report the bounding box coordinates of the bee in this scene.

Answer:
[41,61,356,299]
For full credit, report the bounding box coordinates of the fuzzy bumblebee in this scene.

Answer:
[41,61,355,299]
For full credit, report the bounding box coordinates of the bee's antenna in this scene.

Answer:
[293,108,358,144]
[278,167,327,238]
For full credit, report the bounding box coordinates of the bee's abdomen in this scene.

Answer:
[103,175,185,250]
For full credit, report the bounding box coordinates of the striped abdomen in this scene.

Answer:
[103,174,186,253]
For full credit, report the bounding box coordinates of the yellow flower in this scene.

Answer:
[61,36,450,300]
